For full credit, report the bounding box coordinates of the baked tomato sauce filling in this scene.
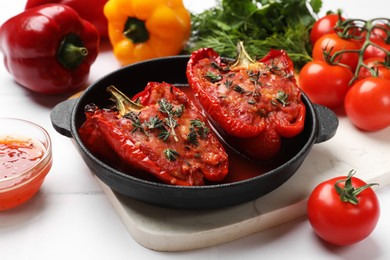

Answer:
[79,82,228,186]
[187,42,306,160]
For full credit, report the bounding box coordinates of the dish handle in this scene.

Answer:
[313,104,339,144]
[50,99,77,138]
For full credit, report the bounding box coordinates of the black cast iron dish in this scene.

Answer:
[51,55,338,210]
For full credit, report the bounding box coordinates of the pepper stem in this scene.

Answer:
[231,41,256,68]
[106,85,144,117]
[57,33,88,70]
[123,17,149,44]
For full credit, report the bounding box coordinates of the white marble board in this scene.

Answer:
[92,116,390,252]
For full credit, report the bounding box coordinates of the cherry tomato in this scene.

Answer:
[363,39,390,60]
[312,33,361,71]
[362,23,390,59]
[369,23,390,42]
[358,57,390,80]
[345,77,390,131]
[298,60,353,108]
[310,14,345,45]
[307,171,380,246]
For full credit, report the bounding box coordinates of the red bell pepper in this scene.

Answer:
[186,42,306,160]
[25,0,108,37]
[79,82,229,186]
[0,4,99,94]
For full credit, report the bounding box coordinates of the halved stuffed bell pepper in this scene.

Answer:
[186,42,306,160]
[79,82,229,186]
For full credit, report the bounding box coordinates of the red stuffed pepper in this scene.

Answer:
[25,0,108,37]
[79,82,229,186]
[0,4,99,94]
[186,42,306,160]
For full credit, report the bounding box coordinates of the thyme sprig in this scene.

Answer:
[273,91,289,107]
[124,111,148,135]
[187,119,210,145]
[145,115,163,129]
[158,98,184,142]
[232,84,261,105]
[205,71,223,82]
[164,149,179,161]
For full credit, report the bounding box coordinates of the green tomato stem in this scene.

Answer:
[326,18,390,85]
[334,170,379,205]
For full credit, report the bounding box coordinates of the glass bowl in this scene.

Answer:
[0,118,52,210]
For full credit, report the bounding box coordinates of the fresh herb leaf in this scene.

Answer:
[186,119,210,146]
[309,0,323,14]
[158,98,183,142]
[191,119,209,139]
[233,85,246,94]
[164,149,179,161]
[158,128,170,141]
[205,71,223,82]
[275,91,289,106]
[224,79,233,88]
[186,129,199,145]
[124,111,148,135]
[187,0,322,70]
[145,115,163,129]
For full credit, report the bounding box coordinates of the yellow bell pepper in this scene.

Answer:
[104,0,191,65]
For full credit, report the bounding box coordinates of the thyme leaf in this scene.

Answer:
[124,111,148,135]
[233,85,246,94]
[158,128,170,141]
[164,149,179,161]
[224,79,233,88]
[205,71,223,83]
[275,91,289,107]
[187,119,210,146]
[186,130,199,145]
[158,98,183,142]
[145,115,163,129]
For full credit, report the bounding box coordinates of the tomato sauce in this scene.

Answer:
[0,138,50,210]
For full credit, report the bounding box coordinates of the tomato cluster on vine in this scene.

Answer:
[298,13,390,131]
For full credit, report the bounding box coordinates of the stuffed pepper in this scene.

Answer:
[79,82,229,186]
[186,42,306,160]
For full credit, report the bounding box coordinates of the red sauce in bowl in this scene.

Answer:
[0,119,52,211]
[1,139,44,178]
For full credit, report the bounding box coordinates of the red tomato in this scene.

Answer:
[312,33,361,71]
[298,60,353,108]
[307,171,380,246]
[345,77,390,131]
[310,14,345,45]
[362,23,390,59]
[358,57,390,80]
[363,39,390,60]
[369,23,390,42]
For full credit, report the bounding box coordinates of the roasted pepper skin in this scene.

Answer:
[0,4,99,94]
[25,0,109,37]
[186,47,306,160]
[104,0,191,65]
[79,82,229,186]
